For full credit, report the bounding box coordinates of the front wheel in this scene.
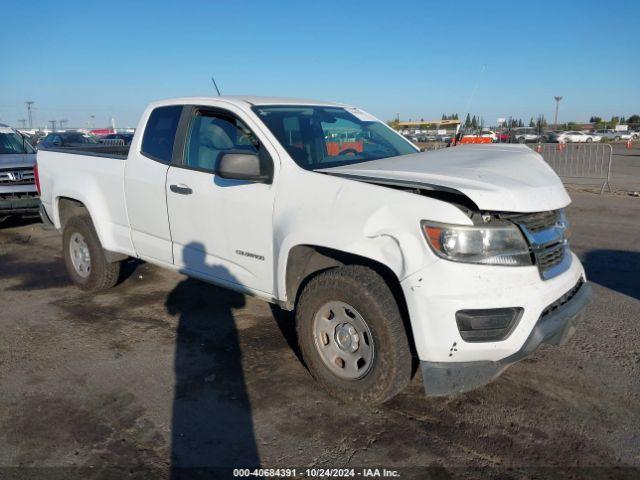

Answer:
[62,215,121,291]
[296,265,412,405]
[586,137,593,143]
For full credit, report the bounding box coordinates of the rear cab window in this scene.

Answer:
[141,105,183,163]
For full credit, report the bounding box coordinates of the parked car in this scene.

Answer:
[496,132,510,142]
[37,96,590,404]
[0,124,39,221]
[553,131,601,143]
[99,132,135,145]
[591,129,637,141]
[480,130,498,142]
[511,127,541,143]
[39,131,102,148]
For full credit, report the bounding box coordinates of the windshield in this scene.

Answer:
[252,105,417,170]
[0,131,36,154]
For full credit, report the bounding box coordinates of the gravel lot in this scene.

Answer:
[0,190,639,479]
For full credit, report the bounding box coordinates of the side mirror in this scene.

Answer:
[216,152,272,184]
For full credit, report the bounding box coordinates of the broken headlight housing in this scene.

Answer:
[421,220,532,266]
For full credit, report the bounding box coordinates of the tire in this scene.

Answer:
[62,215,121,291]
[614,136,621,142]
[586,137,593,143]
[296,265,412,405]
[518,137,526,143]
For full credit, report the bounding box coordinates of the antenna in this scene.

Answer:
[461,65,486,132]
[211,76,221,96]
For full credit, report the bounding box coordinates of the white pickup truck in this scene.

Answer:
[37,96,590,404]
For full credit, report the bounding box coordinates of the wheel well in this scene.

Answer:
[57,197,88,228]
[285,245,405,311]
[284,245,417,363]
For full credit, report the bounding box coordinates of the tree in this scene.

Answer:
[471,115,478,129]
[464,113,471,129]
[590,116,602,124]
[535,114,547,133]
[627,114,640,125]
[529,117,535,127]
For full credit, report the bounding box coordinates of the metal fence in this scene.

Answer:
[529,143,612,193]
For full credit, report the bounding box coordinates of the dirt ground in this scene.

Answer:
[0,191,638,480]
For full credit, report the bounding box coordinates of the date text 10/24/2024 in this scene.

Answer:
[233,468,401,478]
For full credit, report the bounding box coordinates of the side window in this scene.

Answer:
[141,105,183,163]
[183,111,259,172]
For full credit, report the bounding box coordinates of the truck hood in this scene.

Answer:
[318,144,570,213]
[0,153,36,169]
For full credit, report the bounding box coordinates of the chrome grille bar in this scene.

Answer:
[509,209,571,280]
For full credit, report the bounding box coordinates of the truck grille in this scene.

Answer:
[0,167,35,185]
[537,243,566,272]
[507,209,571,280]
[512,210,560,233]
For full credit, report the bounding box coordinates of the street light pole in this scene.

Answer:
[25,101,34,129]
[554,96,563,129]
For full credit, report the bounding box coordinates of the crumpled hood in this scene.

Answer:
[319,144,570,213]
[0,153,36,169]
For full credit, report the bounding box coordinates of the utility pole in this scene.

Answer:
[18,119,27,128]
[553,96,563,129]
[59,119,68,130]
[49,120,57,131]
[90,115,95,128]
[25,101,35,129]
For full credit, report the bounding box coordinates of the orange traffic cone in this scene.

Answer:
[627,138,633,149]
[536,144,542,153]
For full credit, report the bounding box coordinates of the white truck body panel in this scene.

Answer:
[38,150,134,256]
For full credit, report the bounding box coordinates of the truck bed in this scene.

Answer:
[37,147,134,256]
[40,144,130,159]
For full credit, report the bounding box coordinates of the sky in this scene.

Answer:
[1,0,639,129]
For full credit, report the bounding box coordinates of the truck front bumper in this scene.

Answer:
[0,193,40,216]
[400,251,591,396]
[419,279,590,396]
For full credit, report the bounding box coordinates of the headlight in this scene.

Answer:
[421,221,532,266]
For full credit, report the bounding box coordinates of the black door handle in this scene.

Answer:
[170,184,193,195]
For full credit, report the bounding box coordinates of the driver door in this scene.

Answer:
[165,106,277,296]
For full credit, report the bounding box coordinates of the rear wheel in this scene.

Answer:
[586,137,593,143]
[62,215,121,291]
[296,265,412,405]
